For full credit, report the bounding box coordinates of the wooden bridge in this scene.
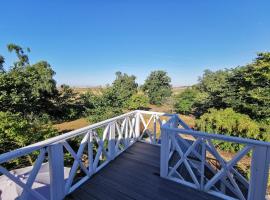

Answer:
[67,142,220,200]
[0,110,269,200]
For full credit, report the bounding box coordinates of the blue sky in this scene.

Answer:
[1,0,270,86]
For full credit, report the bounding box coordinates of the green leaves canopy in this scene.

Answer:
[174,52,270,122]
[142,70,172,105]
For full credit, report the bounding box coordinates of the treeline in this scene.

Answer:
[0,43,172,165]
[174,52,270,151]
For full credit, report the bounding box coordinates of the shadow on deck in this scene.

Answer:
[67,142,222,200]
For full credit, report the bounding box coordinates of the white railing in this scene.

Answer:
[160,115,270,200]
[0,110,172,200]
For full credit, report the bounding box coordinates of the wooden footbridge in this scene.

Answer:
[67,142,220,200]
[0,110,269,200]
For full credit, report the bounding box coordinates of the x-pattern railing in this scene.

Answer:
[0,110,170,200]
[138,110,173,144]
[160,115,270,200]
[1,110,269,200]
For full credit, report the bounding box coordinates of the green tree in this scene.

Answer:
[0,54,4,72]
[54,84,82,120]
[142,70,172,105]
[126,93,149,110]
[7,43,30,67]
[82,89,123,123]
[225,52,270,121]
[174,87,198,114]
[177,53,270,122]
[0,111,58,166]
[0,44,60,117]
[194,69,232,115]
[111,71,138,107]
[0,61,58,116]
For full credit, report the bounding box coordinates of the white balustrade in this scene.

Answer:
[1,110,268,200]
[0,110,170,200]
[160,115,270,200]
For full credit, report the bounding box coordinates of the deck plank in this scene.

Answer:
[67,142,222,200]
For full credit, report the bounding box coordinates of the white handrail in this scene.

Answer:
[0,111,137,164]
[162,126,270,147]
[0,110,171,200]
[160,115,270,200]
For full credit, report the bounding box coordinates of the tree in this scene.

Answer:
[0,61,58,116]
[142,70,172,105]
[83,89,123,123]
[194,69,232,115]
[175,53,270,122]
[0,111,58,166]
[225,52,270,121]
[0,55,4,72]
[174,87,198,114]
[7,43,30,67]
[111,71,138,107]
[54,84,82,120]
[126,93,149,110]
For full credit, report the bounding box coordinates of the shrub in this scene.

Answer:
[196,108,263,152]
[174,87,198,114]
[0,111,58,166]
[126,93,149,110]
[81,89,124,123]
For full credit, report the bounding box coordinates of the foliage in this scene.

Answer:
[225,52,270,121]
[0,111,58,165]
[194,69,231,115]
[7,43,30,67]
[0,44,83,121]
[142,70,172,105]
[174,87,198,114]
[0,49,58,116]
[81,88,123,123]
[111,71,138,107]
[86,105,122,123]
[53,84,83,120]
[126,93,149,110]
[82,72,139,123]
[174,52,270,122]
[0,54,4,72]
[196,108,268,152]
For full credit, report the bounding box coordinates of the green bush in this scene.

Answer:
[126,93,149,110]
[196,108,265,152]
[0,111,58,166]
[81,88,124,123]
[174,87,198,114]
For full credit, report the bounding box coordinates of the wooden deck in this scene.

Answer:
[67,142,222,200]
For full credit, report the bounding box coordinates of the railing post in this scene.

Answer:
[88,131,94,174]
[160,125,170,178]
[248,146,270,200]
[135,112,141,139]
[108,123,116,160]
[48,143,65,200]
[153,115,157,144]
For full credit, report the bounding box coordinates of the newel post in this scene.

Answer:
[48,143,65,200]
[248,146,270,200]
[108,123,116,160]
[160,125,170,178]
[135,111,141,139]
